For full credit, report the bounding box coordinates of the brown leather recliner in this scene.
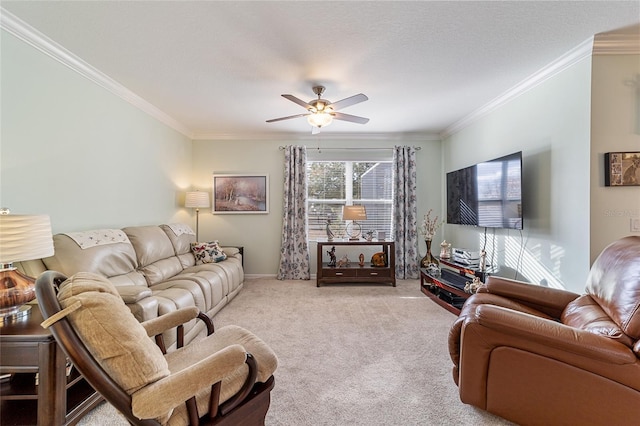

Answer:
[448,236,640,426]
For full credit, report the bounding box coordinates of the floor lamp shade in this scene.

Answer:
[0,214,54,322]
[185,191,210,209]
[185,191,210,241]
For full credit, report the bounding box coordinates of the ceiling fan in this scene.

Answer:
[266,86,369,134]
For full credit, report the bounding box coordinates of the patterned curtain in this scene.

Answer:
[277,145,311,280]
[393,146,419,279]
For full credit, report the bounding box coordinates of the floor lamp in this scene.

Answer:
[185,191,210,241]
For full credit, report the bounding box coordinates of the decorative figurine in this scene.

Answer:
[326,218,334,241]
[464,276,483,294]
[327,246,337,267]
[359,253,365,267]
[479,249,487,271]
[364,230,375,241]
[337,254,350,267]
[440,240,451,259]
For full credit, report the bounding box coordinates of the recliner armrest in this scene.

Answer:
[130,344,248,419]
[141,306,200,338]
[480,276,580,318]
[472,304,637,365]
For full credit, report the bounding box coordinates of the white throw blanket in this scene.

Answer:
[165,223,195,237]
[63,229,130,249]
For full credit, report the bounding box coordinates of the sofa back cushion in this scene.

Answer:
[160,224,197,268]
[43,231,146,287]
[123,226,183,285]
[585,236,640,340]
[561,294,634,347]
[56,272,170,394]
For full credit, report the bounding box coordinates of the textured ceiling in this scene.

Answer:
[2,1,639,138]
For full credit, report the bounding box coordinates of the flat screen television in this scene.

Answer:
[446,151,523,230]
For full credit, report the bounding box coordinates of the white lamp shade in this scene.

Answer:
[185,191,210,208]
[342,205,367,221]
[0,214,54,263]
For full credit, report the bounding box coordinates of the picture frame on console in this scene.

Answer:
[212,174,269,214]
[604,152,640,186]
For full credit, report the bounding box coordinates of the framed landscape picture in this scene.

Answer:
[212,174,269,214]
[605,152,640,186]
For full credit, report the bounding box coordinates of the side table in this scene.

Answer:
[0,304,103,425]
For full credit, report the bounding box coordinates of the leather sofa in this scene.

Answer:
[19,224,243,350]
[448,236,640,426]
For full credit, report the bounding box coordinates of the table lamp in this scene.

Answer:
[185,191,210,241]
[342,205,367,240]
[0,211,54,323]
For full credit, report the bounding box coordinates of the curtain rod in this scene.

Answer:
[278,146,421,151]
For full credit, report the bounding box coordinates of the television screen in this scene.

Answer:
[446,152,523,229]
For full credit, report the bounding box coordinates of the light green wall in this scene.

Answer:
[443,58,593,293]
[0,30,193,232]
[590,54,640,261]
[5,24,634,285]
[191,137,442,276]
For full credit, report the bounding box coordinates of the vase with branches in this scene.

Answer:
[419,209,443,268]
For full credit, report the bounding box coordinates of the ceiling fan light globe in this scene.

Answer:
[307,112,333,128]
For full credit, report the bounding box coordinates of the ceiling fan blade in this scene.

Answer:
[329,93,368,111]
[266,113,310,123]
[332,112,370,124]
[282,94,312,109]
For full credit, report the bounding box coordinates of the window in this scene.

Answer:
[307,160,394,240]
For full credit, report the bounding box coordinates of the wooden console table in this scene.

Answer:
[317,240,396,287]
[0,304,102,425]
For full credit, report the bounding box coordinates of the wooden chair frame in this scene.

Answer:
[35,271,275,425]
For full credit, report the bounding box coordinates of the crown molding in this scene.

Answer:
[0,8,194,139]
[192,131,441,142]
[441,37,595,139]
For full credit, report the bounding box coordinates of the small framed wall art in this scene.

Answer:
[212,174,269,214]
[604,152,640,186]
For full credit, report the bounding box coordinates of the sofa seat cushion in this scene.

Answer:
[562,294,634,347]
[151,280,207,313]
[170,271,226,313]
[56,272,170,394]
[189,257,244,294]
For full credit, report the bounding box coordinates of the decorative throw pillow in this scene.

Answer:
[191,241,227,264]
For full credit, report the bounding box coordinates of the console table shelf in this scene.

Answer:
[317,240,396,287]
[420,258,494,314]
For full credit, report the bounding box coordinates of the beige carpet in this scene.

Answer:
[78,278,513,425]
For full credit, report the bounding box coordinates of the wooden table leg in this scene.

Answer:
[38,340,67,426]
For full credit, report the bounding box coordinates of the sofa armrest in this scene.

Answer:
[221,246,240,257]
[480,276,580,318]
[116,286,152,303]
[114,286,157,322]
